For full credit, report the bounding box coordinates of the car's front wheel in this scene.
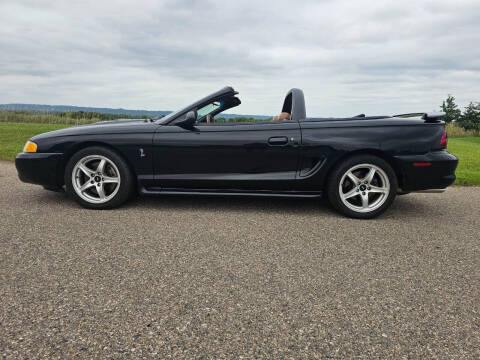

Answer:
[65,147,134,209]
[327,155,398,219]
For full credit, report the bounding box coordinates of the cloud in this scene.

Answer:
[1,0,479,116]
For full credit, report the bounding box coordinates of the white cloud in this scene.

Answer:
[1,0,479,116]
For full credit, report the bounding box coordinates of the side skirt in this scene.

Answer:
[139,187,323,199]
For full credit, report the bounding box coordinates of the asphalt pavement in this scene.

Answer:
[0,161,479,359]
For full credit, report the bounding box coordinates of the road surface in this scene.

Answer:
[0,161,478,359]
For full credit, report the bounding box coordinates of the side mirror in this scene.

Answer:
[176,110,197,129]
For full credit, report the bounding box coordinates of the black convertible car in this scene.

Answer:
[16,87,458,218]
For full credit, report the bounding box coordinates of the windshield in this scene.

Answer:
[197,101,221,118]
[157,100,227,125]
[157,101,224,124]
[157,87,237,124]
[157,109,180,124]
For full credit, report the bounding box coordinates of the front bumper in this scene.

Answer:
[395,150,458,191]
[15,152,64,189]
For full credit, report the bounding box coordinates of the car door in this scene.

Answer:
[152,120,301,191]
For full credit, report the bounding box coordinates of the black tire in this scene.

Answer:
[65,146,134,209]
[326,155,398,219]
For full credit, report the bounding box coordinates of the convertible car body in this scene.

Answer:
[16,86,458,218]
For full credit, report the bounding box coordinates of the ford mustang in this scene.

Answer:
[15,86,458,218]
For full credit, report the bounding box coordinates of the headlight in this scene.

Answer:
[23,140,37,153]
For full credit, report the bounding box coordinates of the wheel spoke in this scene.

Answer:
[96,159,106,175]
[96,184,106,199]
[80,182,95,192]
[369,186,388,194]
[341,188,358,200]
[364,167,376,184]
[103,176,119,184]
[78,164,92,177]
[361,193,369,208]
[347,172,360,186]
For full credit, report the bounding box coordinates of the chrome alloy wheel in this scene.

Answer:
[338,163,390,213]
[72,155,121,204]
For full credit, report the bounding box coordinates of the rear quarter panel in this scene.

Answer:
[296,119,445,191]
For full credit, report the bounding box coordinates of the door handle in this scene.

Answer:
[268,136,289,146]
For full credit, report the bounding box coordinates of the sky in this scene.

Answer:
[1,0,479,117]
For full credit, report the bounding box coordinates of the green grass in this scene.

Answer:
[0,122,69,161]
[447,136,480,185]
[1,122,479,185]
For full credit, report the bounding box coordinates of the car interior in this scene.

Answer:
[177,88,391,126]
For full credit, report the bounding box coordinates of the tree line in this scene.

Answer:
[0,110,152,125]
[441,95,480,131]
[1,110,150,120]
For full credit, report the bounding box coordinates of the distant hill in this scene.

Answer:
[0,103,269,119]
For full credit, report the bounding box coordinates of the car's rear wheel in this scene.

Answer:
[65,147,134,209]
[327,155,397,219]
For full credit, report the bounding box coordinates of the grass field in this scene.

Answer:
[1,122,479,185]
[0,122,69,161]
[446,136,480,185]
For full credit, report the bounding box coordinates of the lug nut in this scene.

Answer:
[362,192,366,195]
[367,187,371,190]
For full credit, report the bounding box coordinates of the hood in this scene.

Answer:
[32,118,156,141]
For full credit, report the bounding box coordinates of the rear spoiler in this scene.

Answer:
[394,112,446,122]
[421,112,445,122]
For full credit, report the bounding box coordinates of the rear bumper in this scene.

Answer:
[15,152,64,189]
[395,150,458,191]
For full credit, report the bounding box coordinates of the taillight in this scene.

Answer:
[440,129,448,148]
